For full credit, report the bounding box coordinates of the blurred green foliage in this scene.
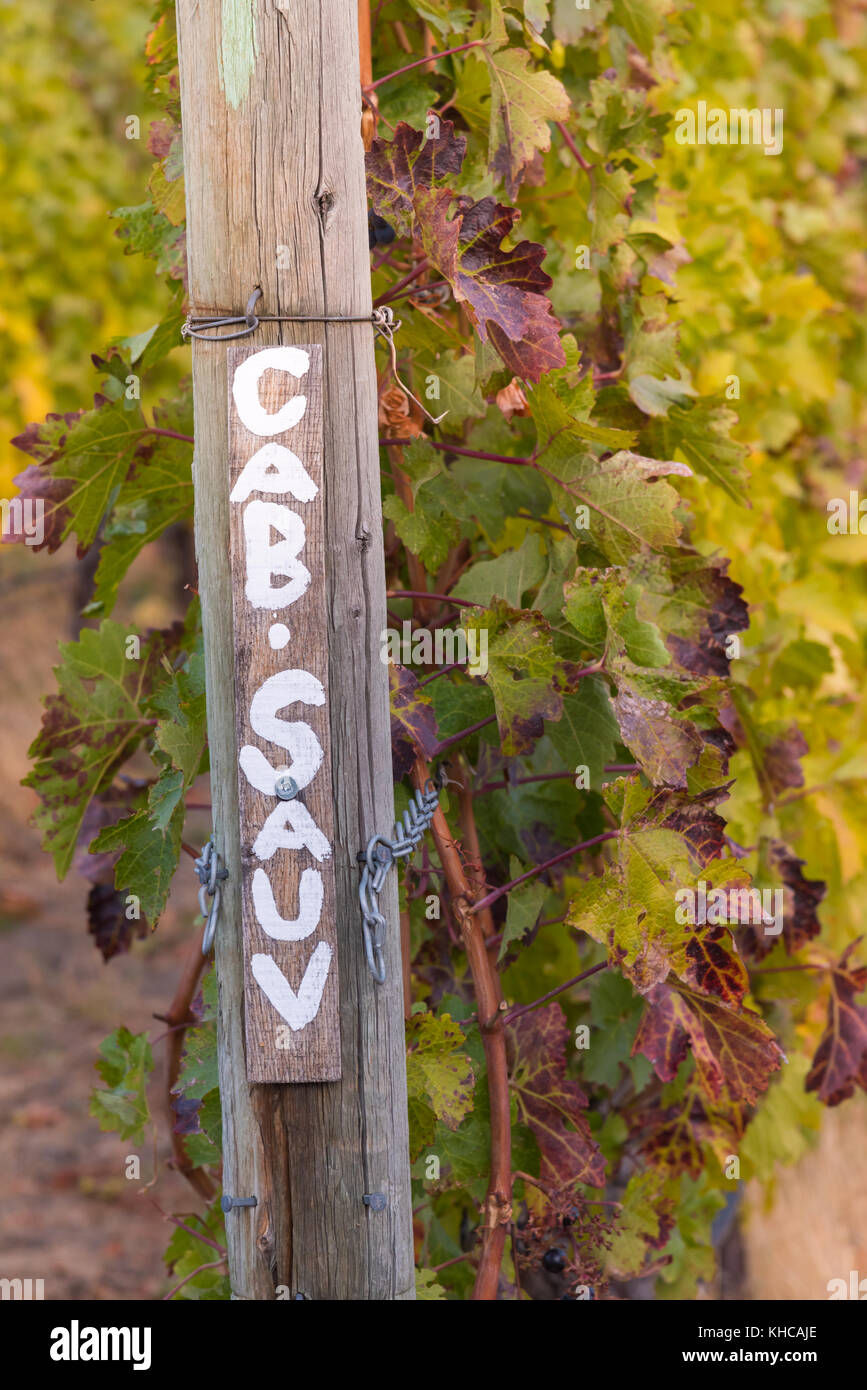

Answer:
[0,0,167,487]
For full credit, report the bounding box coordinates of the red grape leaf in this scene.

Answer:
[367,122,564,381]
[740,839,825,961]
[633,979,783,1106]
[365,119,467,236]
[723,692,808,804]
[806,941,867,1106]
[507,1003,605,1189]
[629,1086,744,1178]
[632,552,749,678]
[414,188,565,382]
[389,664,440,778]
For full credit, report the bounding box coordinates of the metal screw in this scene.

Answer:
[362,1192,387,1211]
[275,770,299,800]
[221,1195,258,1212]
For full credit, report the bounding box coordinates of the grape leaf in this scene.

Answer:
[25,621,182,878]
[603,1170,675,1278]
[151,647,207,789]
[633,979,783,1106]
[480,45,570,198]
[544,676,620,792]
[89,1027,154,1144]
[739,839,825,961]
[507,1003,606,1188]
[90,406,194,614]
[647,401,749,505]
[541,446,691,562]
[414,187,565,381]
[389,664,441,777]
[171,971,220,1168]
[162,1197,228,1301]
[415,1268,449,1300]
[463,600,570,755]
[629,1081,743,1179]
[588,165,632,253]
[612,689,704,788]
[630,553,749,678]
[451,532,546,608]
[406,1012,475,1160]
[382,491,461,573]
[806,941,867,1106]
[499,856,547,961]
[111,202,186,281]
[3,457,74,554]
[368,123,565,381]
[610,0,668,54]
[12,395,152,552]
[90,801,184,925]
[567,777,750,1000]
[365,119,467,237]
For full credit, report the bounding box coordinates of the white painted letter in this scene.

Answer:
[230,442,318,504]
[232,346,311,436]
[252,866,323,941]
[251,944,332,1030]
[243,500,311,609]
[239,669,326,792]
[253,799,332,863]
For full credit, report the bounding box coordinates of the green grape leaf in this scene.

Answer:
[567,777,751,1000]
[89,1027,154,1144]
[90,801,184,925]
[406,1012,476,1160]
[163,1197,228,1301]
[604,1170,675,1278]
[499,856,547,960]
[480,46,570,198]
[647,401,749,505]
[24,622,181,878]
[110,202,186,280]
[12,395,150,553]
[452,532,547,608]
[463,600,570,755]
[544,677,620,791]
[415,1268,449,1300]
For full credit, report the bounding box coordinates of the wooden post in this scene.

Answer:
[176,0,414,1299]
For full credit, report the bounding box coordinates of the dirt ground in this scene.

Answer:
[0,540,863,1302]
[0,541,214,1300]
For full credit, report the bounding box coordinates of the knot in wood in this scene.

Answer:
[314,188,336,231]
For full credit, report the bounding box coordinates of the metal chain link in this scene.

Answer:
[195,837,228,955]
[358,775,442,984]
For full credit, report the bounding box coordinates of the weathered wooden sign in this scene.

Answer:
[227,343,340,1083]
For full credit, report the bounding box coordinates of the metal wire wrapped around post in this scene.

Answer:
[358,777,442,983]
[195,837,228,955]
